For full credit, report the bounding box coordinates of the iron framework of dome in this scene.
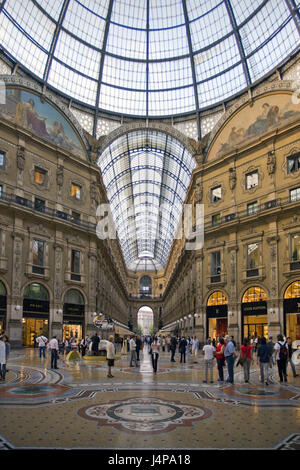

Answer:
[0,0,300,128]
[97,130,196,272]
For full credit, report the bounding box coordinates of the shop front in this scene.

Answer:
[241,286,268,340]
[284,281,300,341]
[0,281,7,334]
[206,291,228,340]
[63,289,85,343]
[22,283,49,346]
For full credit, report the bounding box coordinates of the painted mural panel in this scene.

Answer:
[0,88,86,159]
[207,93,300,161]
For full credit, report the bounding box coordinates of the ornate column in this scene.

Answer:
[227,244,240,344]
[52,243,64,339]
[86,251,97,337]
[195,250,205,345]
[267,235,281,338]
[9,232,24,348]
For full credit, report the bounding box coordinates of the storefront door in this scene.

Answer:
[63,323,82,343]
[22,318,49,347]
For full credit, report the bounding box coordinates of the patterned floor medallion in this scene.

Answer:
[0,383,69,399]
[78,397,212,433]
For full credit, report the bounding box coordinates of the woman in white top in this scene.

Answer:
[150,337,160,374]
[106,335,116,378]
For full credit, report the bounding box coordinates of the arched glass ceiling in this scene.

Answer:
[97,130,196,272]
[0,0,299,119]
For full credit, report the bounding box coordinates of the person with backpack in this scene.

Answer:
[274,334,289,383]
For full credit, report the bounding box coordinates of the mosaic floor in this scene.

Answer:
[0,346,299,450]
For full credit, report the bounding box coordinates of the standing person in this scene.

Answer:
[162,336,166,353]
[239,337,253,383]
[0,335,7,380]
[135,335,142,362]
[48,335,59,369]
[2,335,10,374]
[166,335,171,353]
[202,339,216,383]
[286,337,299,378]
[36,333,48,358]
[216,337,226,382]
[170,335,177,362]
[80,335,89,357]
[257,336,272,385]
[224,335,236,384]
[129,335,138,367]
[254,335,258,354]
[267,336,275,366]
[191,336,199,363]
[150,337,160,374]
[91,332,100,356]
[33,333,37,348]
[274,334,289,383]
[179,336,187,363]
[106,335,115,378]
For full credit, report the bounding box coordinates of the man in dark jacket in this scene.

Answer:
[91,332,100,356]
[179,337,188,363]
[170,335,177,362]
[136,335,142,361]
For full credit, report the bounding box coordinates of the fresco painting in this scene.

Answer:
[0,88,86,159]
[209,93,300,160]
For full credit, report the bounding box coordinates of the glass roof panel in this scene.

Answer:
[5,0,55,51]
[106,23,147,60]
[54,30,101,79]
[0,0,298,117]
[48,59,97,105]
[0,13,48,78]
[102,56,146,90]
[63,0,107,48]
[38,0,65,21]
[189,2,232,51]
[148,25,189,60]
[149,0,185,29]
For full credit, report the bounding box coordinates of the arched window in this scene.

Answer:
[207,291,228,306]
[139,276,152,297]
[284,281,300,299]
[23,283,49,300]
[0,281,6,296]
[64,289,84,305]
[242,286,267,303]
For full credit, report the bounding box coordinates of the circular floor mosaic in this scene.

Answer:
[78,397,212,433]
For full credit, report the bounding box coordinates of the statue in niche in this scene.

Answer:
[16,145,25,171]
[267,151,276,175]
[90,181,99,208]
[56,165,64,187]
[195,180,203,204]
[229,167,236,190]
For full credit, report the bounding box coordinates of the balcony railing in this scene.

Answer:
[193,196,299,232]
[0,191,96,232]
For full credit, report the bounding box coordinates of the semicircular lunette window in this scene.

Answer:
[97,130,196,272]
[0,0,299,117]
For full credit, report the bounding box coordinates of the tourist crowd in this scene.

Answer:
[0,330,298,384]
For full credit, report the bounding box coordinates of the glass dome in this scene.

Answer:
[0,0,299,118]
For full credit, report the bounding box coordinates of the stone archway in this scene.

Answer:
[137,306,154,335]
